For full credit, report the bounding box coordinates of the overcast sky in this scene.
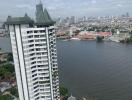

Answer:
[0,0,132,21]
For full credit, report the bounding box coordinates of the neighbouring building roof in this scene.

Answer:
[68,95,76,100]
[5,14,34,25]
[5,3,55,26]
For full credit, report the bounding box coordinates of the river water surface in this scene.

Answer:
[57,40,132,100]
[1,37,132,100]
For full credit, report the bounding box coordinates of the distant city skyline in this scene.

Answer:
[0,0,132,21]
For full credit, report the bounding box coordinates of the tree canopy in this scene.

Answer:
[60,86,68,96]
[0,94,13,100]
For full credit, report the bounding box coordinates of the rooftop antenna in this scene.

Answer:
[35,0,42,4]
[39,0,42,4]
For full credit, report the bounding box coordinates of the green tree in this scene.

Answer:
[0,94,13,100]
[111,29,115,34]
[0,64,15,80]
[59,86,68,96]
[65,32,70,35]
[7,53,13,62]
[3,64,14,73]
[96,36,104,42]
[10,87,19,97]
[0,67,7,79]
[4,72,12,81]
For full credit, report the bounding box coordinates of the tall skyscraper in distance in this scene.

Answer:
[5,2,60,100]
[126,12,130,17]
[70,16,75,24]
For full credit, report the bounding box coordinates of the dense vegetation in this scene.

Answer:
[60,86,68,100]
[60,86,68,96]
[85,26,115,33]
[0,63,15,81]
[0,94,13,100]
[7,53,13,62]
[8,87,18,97]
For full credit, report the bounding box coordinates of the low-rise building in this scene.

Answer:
[0,28,6,37]
[0,51,8,62]
[0,82,11,92]
[68,95,76,100]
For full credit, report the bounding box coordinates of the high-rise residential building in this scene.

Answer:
[70,16,75,24]
[5,2,60,100]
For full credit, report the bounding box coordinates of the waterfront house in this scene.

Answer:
[68,95,76,100]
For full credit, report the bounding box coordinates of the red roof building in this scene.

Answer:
[97,32,112,37]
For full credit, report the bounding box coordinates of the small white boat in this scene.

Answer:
[70,38,81,41]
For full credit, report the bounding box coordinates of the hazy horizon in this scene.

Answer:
[0,0,132,21]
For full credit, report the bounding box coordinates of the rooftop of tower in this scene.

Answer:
[35,2,55,26]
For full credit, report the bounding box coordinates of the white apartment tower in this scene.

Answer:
[5,2,60,100]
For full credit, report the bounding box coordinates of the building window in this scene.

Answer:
[34,35,39,38]
[32,74,37,78]
[40,30,45,33]
[27,31,33,34]
[28,40,34,43]
[34,31,38,33]
[28,35,33,38]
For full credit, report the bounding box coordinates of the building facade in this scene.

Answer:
[5,3,60,100]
